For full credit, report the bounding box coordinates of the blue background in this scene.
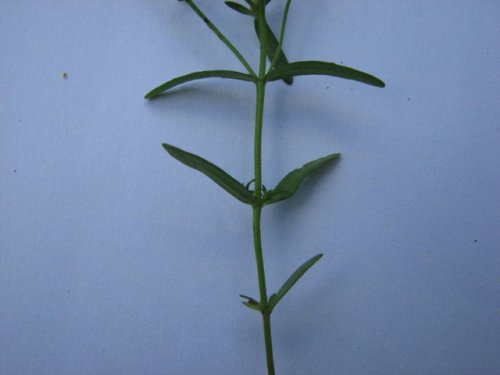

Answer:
[1,1,499,374]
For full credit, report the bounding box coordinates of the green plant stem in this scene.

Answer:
[253,73,277,375]
[262,312,275,375]
[253,2,276,374]
[252,201,267,304]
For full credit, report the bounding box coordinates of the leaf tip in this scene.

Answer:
[162,143,175,154]
[144,88,159,99]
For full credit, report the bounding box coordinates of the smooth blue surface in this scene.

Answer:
[1,1,499,374]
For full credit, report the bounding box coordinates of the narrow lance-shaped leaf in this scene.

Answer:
[163,144,256,205]
[224,1,254,16]
[254,19,293,85]
[266,61,385,88]
[263,153,340,205]
[145,70,256,99]
[268,254,323,311]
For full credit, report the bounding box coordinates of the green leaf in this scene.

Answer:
[268,254,323,311]
[254,19,293,85]
[163,144,256,205]
[145,70,256,99]
[225,1,254,16]
[266,61,385,88]
[263,153,340,205]
[240,295,262,312]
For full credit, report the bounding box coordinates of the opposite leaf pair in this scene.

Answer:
[146,0,384,99]
[163,144,340,207]
[144,60,384,99]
